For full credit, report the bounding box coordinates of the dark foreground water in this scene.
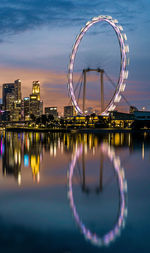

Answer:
[0,131,150,253]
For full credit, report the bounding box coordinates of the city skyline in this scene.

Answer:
[0,0,149,114]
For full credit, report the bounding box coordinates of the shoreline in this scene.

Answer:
[3,127,150,133]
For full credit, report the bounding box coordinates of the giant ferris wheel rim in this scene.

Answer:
[68,15,129,115]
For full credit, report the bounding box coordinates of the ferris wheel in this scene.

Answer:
[68,15,129,115]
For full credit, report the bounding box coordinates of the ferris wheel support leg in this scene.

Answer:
[100,71,104,113]
[83,70,86,115]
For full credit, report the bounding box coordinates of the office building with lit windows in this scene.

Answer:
[14,79,22,101]
[3,83,15,109]
[2,80,22,121]
[30,94,40,118]
[24,97,30,120]
[29,81,43,118]
[45,107,58,118]
[64,106,74,117]
[32,81,40,100]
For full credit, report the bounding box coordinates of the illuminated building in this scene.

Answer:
[24,97,30,120]
[5,93,15,120]
[14,79,22,100]
[29,81,43,118]
[2,83,15,109]
[32,81,40,101]
[109,111,134,128]
[3,80,22,108]
[64,106,74,117]
[2,80,22,121]
[5,93,15,111]
[30,94,40,118]
[6,94,22,121]
[13,100,22,121]
[40,101,43,115]
[45,107,58,118]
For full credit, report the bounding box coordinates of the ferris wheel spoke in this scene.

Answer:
[104,71,131,107]
[68,73,83,106]
[77,80,83,105]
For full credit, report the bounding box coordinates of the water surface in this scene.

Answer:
[0,131,149,253]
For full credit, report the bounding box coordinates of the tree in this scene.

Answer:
[41,114,47,125]
[60,118,64,127]
[36,116,41,124]
[30,114,36,122]
[47,114,54,122]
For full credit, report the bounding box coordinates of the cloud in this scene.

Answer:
[0,0,75,37]
[0,0,148,39]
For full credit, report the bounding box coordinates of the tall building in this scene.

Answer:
[30,81,43,118]
[64,106,74,117]
[5,93,15,121]
[14,79,21,101]
[45,107,58,118]
[30,94,40,118]
[13,100,22,121]
[24,97,30,120]
[32,81,40,101]
[2,83,15,108]
[40,101,43,115]
[5,93,15,111]
[2,80,22,121]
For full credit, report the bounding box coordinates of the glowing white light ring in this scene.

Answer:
[68,143,128,247]
[68,16,129,115]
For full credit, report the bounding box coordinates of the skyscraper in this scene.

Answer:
[2,80,22,121]
[24,97,30,120]
[5,93,15,111]
[14,79,22,101]
[40,101,43,116]
[32,81,40,101]
[30,94,40,118]
[30,81,43,118]
[2,83,15,109]
[13,100,22,121]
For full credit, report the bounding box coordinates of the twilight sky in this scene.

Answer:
[0,0,150,114]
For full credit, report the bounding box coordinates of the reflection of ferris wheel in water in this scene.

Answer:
[67,143,128,247]
[68,15,129,115]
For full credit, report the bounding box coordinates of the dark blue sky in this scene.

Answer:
[0,0,149,112]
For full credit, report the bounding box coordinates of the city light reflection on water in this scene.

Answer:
[0,131,150,252]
